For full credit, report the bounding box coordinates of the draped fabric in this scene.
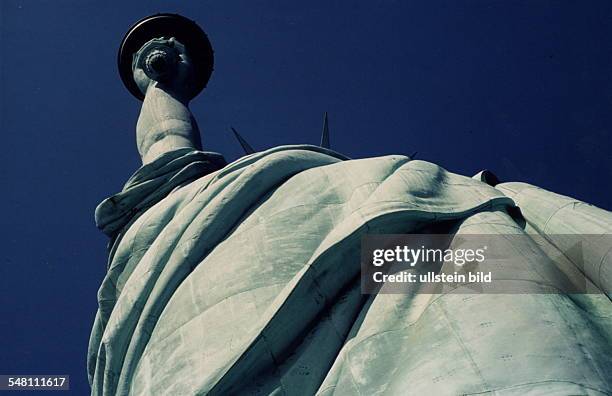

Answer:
[88,145,612,395]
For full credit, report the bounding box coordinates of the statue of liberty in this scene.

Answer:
[88,14,612,395]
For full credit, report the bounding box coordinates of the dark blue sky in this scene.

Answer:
[1,1,611,394]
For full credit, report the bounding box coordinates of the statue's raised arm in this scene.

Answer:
[133,37,202,163]
[117,14,214,163]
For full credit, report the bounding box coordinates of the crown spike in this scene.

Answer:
[230,127,255,155]
[320,112,330,149]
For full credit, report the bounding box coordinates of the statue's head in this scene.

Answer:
[118,13,214,101]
